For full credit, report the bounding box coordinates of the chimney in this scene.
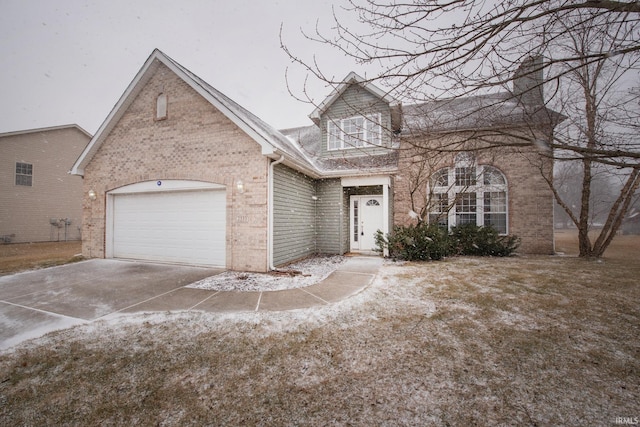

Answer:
[513,56,544,105]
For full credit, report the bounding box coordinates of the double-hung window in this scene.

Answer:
[327,114,381,150]
[15,162,33,186]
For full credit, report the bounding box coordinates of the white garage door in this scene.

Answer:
[112,189,226,267]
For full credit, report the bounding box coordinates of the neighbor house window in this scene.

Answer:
[327,113,381,150]
[429,153,508,234]
[15,162,33,186]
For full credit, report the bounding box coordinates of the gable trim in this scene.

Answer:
[70,49,282,176]
[308,72,399,125]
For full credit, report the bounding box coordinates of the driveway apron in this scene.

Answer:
[0,259,222,349]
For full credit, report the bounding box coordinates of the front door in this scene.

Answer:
[350,195,383,253]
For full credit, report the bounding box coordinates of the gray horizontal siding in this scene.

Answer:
[273,164,317,266]
[321,84,392,158]
[316,179,344,254]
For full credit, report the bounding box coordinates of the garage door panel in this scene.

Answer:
[112,190,225,267]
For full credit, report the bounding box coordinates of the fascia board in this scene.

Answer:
[160,58,280,157]
[341,175,391,187]
[0,124,92,139]
[309,72,398,122]
[70,50,280,176]
[266,151,321,179]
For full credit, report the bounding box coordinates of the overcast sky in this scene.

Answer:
[0,0,364,135]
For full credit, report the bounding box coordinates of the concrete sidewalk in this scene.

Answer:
[122,256,381,314]
[0,256,381,350]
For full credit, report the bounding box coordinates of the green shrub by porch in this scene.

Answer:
[376,223,520,261]
[375,223,452,261]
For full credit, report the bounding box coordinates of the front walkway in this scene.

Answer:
[121,256,381,313]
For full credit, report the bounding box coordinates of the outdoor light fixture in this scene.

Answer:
[236,180,244,193]
[311,195,318,201]
[88,189,97,200]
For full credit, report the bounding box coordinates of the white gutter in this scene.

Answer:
[268,155,285,270]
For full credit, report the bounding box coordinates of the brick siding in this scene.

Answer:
[81,62,270,271]
[393,135,555,254]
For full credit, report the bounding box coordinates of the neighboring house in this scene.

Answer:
[71,49,559,271]
[1,125,91,243]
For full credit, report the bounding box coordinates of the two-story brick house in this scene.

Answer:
[71,49,558,271]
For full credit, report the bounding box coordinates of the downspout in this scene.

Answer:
[268,155,285,270]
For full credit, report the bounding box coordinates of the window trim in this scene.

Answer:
[155,92,168,121]
[15,162,33,187]
[327,113,382,151]
[430,163,508,234]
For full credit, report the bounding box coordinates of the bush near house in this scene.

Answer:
[376,223,520,261]
[376,223,451,261]
[450,223,521,257]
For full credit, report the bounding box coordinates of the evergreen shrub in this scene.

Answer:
[375,223,452,261]
[375,223,520,261]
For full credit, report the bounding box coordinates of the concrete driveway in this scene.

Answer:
[0,259,222,350]
[0,256,381,351]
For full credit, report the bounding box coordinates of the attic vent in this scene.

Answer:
[156,92,168,121]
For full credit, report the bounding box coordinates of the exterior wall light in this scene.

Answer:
[236,180,244,193]
[311,195,318,201]
[88,189,97,200]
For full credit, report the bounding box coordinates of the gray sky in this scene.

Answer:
[0,0,360,134]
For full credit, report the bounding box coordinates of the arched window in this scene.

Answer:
[156,92,168,121]
[429,155,508,234]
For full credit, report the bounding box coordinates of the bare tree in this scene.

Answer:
[282,0,640,258]
[541,10,640,256]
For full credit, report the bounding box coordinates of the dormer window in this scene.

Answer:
[155,92,168,121]
[327,114,381,150]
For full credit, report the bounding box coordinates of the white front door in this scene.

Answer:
[350,195,383,253]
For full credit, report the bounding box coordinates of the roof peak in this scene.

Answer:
[308,71,398,125]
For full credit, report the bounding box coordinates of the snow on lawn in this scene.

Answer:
[187,255,347,292]
[2,255,639,426]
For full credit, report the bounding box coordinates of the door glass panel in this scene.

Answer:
[353,200,359,242]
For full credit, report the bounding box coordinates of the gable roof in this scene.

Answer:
[0,124,91,139]
[70,49,319,177]
[308,72,399,126]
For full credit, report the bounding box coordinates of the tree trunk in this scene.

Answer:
[578,158,594,257]
[591,167,640,257]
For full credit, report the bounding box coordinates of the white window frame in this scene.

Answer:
[327,113,381,150]
[15,162,33,187]
[429,162,508,235]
